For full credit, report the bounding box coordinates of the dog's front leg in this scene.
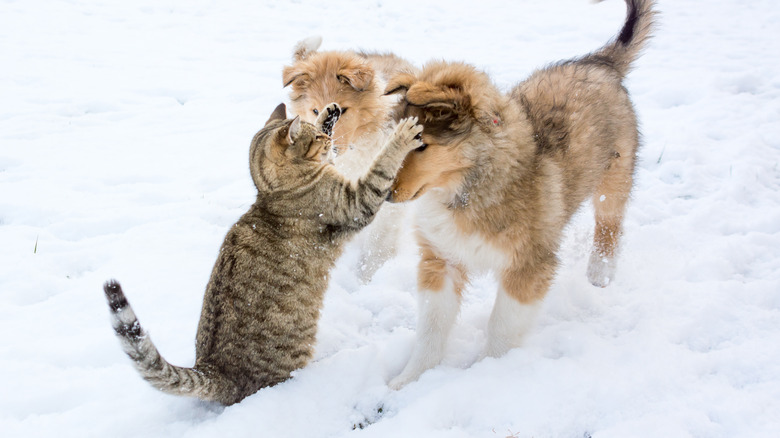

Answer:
[484,263,552,357]
[389,245,466,390]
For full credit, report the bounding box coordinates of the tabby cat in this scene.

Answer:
[103,103,422,405]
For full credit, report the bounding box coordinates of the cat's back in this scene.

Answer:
[193,206,337,395]
[231,206,339,282]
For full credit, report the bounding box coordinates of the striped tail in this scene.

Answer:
[592,0,657,77]
[103,280,238,404]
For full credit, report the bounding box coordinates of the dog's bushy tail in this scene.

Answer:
[592,0,656,77]
[103,280,239,404]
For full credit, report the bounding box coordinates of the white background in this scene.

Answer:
[1,0,779,436]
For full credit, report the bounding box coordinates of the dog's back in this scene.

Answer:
[510,61,638,217]
[508,0,654,216]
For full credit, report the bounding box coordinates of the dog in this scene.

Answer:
[384,0,656,388]
[283,36,418,282]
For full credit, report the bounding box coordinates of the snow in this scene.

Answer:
[2,0,779,436]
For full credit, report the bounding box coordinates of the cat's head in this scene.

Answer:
[249,103,333,192]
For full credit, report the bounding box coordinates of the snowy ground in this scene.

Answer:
[2,0,779,436]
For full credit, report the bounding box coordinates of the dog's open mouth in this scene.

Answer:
[411,185,427,201]
[387,184,428,203]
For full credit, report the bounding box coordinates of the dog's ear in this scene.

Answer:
[284,37,321,88]
[265,103,287,126]
[384,73,416,97]
[283,65,310,88]
[385,73,417,123]
[292,36,322,62]
[336,63,374,92]
[419,101,462,124]
[406,82,473,125]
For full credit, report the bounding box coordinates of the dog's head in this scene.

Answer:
[385,62,505,203]
[283,39,384,150]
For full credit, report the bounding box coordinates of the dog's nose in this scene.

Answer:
[386,191,394,203]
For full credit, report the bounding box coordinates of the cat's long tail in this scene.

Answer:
[103,280,239,404]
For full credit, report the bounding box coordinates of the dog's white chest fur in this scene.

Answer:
[416,193,509,273]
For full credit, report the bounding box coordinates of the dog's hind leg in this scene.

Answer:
[389,244,466,389]
[587,140,637,287]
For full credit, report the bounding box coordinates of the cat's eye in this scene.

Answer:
[416,143,428,152]
[312,109,319,115]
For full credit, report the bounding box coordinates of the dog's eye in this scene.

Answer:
[313,109,319,115]
[416,143,428,152]
[341,107,349,115]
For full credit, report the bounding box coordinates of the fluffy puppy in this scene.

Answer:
[385,0,656,388]
[283,37,418,282]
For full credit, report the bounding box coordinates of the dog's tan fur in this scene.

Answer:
[283,38,416,160]
[385,0,656,388]
[282,38,418,282]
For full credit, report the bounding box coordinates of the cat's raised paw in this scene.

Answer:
[317,102,341,136]
[393,117,423,151]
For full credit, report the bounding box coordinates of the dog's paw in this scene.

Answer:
[387,361,427,390]
[317,102,341,136]
[392,117,423,152]
[388,374,413,391]
[587,251,617,287]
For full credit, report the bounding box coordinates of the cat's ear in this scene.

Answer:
[265,103,287,126]
[286,116,302,144]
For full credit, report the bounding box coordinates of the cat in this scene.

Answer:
[103,102,422,405]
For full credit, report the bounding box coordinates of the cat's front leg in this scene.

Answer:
[315,102,341,137]
[316,118,422,232]
[338,118,421,229]
[373,117,423,178]
[362,117,423,192]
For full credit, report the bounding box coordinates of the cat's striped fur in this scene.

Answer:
[104,103,422,405]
